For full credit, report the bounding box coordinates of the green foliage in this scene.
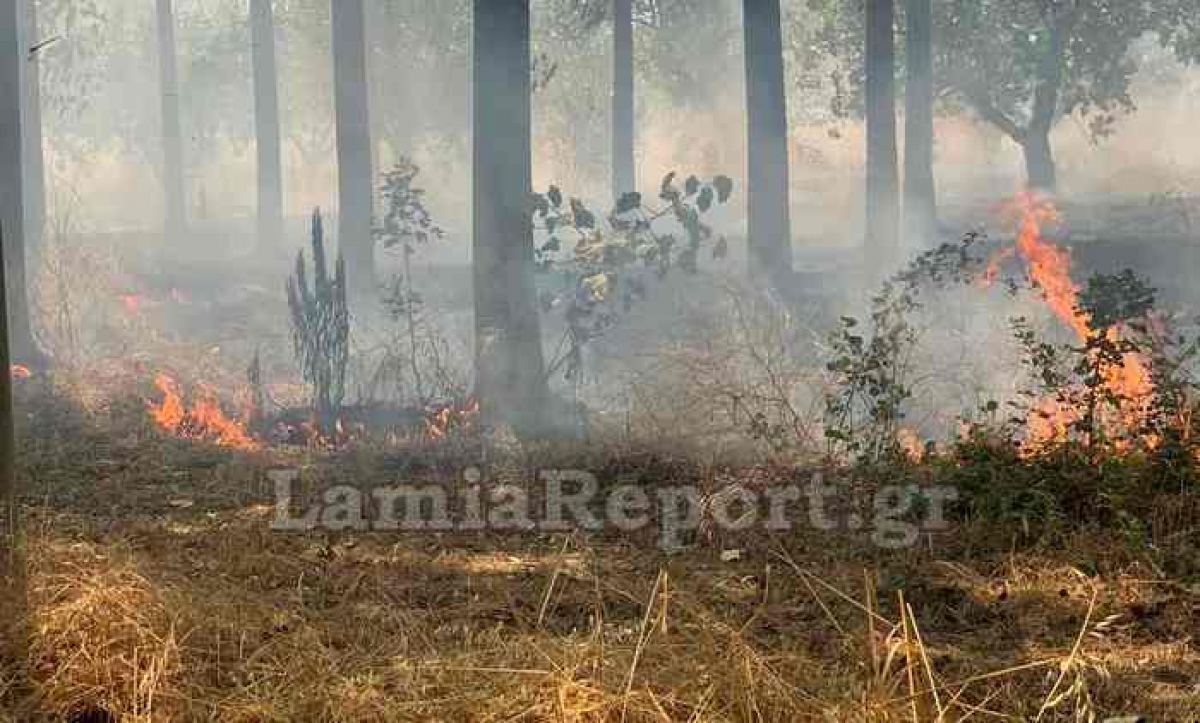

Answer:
[285,210,350,435]
[805,0,1200,142]
[370,161,455,406]
[374,158,444,255]
[531,172,733,379]
[824,235,985,462]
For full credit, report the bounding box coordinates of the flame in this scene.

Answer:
[149,373,257,449]
[993,192,1154,453]
[119,293,144,314]
[897,428,925,462]
[10,364,31,380]
[425,398,480,440]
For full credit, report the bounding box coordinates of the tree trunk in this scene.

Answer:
[250,0,283,248]
[1022,130,1056,192]
[156,0,186,241]
[18,0,42,255]
[902,0,935,248]
[472,0,548,438]
[742,0,793,290]
[1024,17,1066,193]
[612,0,635,200]
[865,0,899,263]
[0,2,38,367]
[331,0,374,298]
[0,228,16,581]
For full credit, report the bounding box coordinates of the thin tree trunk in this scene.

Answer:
[331,0,374,298]
[250,0,283,248]
[18,0,42,256]
[865,0,899,263]
[0,1,38,367]
[472,0,548,438]
[902,0,935,247]
[742,0,793,289]
[612,0,635,200]
[156,0,186,241]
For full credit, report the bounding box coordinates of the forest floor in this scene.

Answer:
[2,214,1199,721]
[0,369,1196,722]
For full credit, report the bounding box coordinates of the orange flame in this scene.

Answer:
[119,293,144,314]
[993,193,1154,453]
[10,364,31,380]
[149,373,257,449]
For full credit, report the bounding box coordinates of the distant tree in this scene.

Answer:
[473,0,549,437]
[0,0,40,367]
[937,0,1200,192]
[865,0,898,259]
[156,0,186,239]
[903,0,935,247]
[250,0,284,247]
[330,0,374,299]
[743,0,793,291]
[612,0,635,199]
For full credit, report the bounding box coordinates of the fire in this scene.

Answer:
[119,293,144,314]
[149,373,257,449]
[10,364,31,380]
[993,192,1154,453]
[425,398,480,440]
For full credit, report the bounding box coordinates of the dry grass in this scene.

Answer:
[1,403,1196,723]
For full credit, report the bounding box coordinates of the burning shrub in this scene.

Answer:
[286,211,350,436]
[823,235,986,462]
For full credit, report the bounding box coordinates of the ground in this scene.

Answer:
[0,379,1196,722]
[3,210,1199,721]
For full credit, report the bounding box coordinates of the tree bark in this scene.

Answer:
[0,228,15,581]
[1024,16,1066,192]
[902,0,935,247]
[472,0,548,438]
[18,0,42,255]
[865,0,899,264]
[0,1,38,367]
[156,0,186,241]
[250,0,284,248]
[331,0,374,298]
[1022,131,1056,192]
[612,0,635,200]
[742,0,793,289]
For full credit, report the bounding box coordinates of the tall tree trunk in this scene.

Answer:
[250,0,283,248]
[864,0,899,263]
[18,0,42,256]
[156,0,186,241]
[612,0,635,200]
[0,1,38,367]
[902,0,935,247]
[742,0,793,289]
[472,0,548,438]
[0,228,16,581]
[331,0,374,298]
